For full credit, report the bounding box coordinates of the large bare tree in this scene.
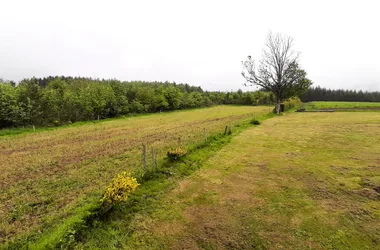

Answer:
[242,32,312,114]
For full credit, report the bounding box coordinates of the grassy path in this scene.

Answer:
[85,112,380,249]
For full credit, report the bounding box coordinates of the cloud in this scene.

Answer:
[0,0,379,91]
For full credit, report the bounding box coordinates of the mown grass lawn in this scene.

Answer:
[76,112,380,249]
[307,101,380,110]
[0,105,271,248]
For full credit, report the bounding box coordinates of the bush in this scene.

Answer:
[167,145,187,160]
[272,97,302,113]
[101,172,140,206]
[283,97,302,111]
[250,119,260,125]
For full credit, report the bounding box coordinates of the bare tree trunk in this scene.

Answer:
[242,32,311,109]
[275,99,281,114]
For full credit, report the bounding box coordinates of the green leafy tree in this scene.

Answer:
[109,81,130,116]
[0,76,278,128]
[0,83,20,127]
[17,78,43,125]
[40,78,70,124]
[86,82,116,120]
[164,86,183,110]
[152,87,169,111]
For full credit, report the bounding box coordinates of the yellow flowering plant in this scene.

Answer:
[167,145,187,160]
[101,172,140,206]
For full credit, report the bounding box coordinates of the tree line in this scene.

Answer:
[0,76,275,128]
[300,86,380,102]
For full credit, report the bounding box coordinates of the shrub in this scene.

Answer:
[272,97,302,113]
[167,145,187,160]
[101,172,140,206]
[283,97,302,111]
[250,119,260,125]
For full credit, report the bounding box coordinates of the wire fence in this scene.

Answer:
[137,122,234,174]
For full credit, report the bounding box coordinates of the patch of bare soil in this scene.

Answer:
[354,188,380,200]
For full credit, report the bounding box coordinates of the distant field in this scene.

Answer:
[0,105,271,247]
[77,112,380,249]
[307,101,380,110]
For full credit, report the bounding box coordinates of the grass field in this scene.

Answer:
[0,105,271,248]
[73,112,380,249]
[306,101,380,110]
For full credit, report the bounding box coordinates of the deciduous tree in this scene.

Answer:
[242,32,312,113]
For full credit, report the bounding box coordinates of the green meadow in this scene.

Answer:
[1,104,380,249]
[306,101,380,110]
[75,111,380,250]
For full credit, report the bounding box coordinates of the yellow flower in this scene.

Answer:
[101,172,140,205]
[167,145,187,160]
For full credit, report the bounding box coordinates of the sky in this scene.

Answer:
[0,0,379,92]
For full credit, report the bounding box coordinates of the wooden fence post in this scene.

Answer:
[142,144,147,171]
[151,147,155,170]
[178,137,182,145]
[204,128,207,142]
[224,125,228,135]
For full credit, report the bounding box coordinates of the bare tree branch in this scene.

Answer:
[242,31,312,114]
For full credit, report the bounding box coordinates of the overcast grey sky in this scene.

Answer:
[0,0,379,91]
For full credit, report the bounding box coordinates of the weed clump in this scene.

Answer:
[167,145,187,160]
[101,172,140,207]
[250,119,261,125]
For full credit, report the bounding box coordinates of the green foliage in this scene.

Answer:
[271,97,302,113]
[0,83,20,127]
[283,97,302,111]
[301,86,380,102]
[250,118,261,125]
[0,76,276,129]
[28,197,101,250]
